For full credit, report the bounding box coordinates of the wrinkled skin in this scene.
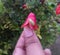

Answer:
[12,27,52,55]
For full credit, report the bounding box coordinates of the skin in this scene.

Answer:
[12,26,51,55]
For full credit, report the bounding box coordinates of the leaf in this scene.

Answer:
[3,50,8,54]
[37,34,42,39]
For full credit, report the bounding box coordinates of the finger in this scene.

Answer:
[24,27,45,55]
[44,49,52,55]
[15,31,25,48]
[12,31,25,55]
[25,35,45,55]
[13,48,25,55]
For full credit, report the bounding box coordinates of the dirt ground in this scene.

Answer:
[50,35,60,55]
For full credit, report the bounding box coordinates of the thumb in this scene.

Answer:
[24,27,45,55]
[24,27,41,47]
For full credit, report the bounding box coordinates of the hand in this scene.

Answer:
[13,27,52,55]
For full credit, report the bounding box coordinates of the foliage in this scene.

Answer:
[0,0,58,55]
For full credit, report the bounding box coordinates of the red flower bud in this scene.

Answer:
[56,4,60,15]
[22,4,27,8]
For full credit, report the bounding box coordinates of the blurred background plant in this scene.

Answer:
[0,0,59,55]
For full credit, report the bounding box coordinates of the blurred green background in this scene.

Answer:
[0,0,60,55]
